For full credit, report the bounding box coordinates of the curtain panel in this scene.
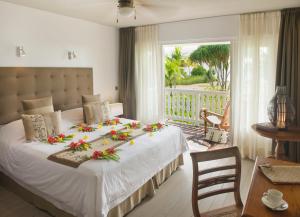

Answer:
[276,8,300,162]
[135,25,163,124]
[232,11,281,159]
[119,27,136,119]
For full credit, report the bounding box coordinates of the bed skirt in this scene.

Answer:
[0,154,184,217]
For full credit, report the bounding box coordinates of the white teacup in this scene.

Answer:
[264,189,283,207]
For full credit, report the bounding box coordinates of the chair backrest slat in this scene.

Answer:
[190,146,243,217]
[198,187,235,200]
[198,164,236,175]
[198,174,236,189]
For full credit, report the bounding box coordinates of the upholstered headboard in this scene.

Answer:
[0,67,93,124]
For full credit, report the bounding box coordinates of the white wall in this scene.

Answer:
[159,15,239,43]
[0,1,119,102]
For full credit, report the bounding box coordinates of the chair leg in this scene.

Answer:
[204,110,208,136]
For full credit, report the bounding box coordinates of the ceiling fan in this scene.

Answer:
[115,0,176,23]
[118,0,135,18]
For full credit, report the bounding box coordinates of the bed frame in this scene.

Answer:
[0,67,183,217]
[0,67,93,125]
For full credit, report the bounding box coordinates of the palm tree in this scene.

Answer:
[190,44,230,90]
[164,47,186,88]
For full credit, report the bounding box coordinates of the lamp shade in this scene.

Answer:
[267,86,296,129]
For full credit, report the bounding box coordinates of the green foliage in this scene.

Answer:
[191,65,208,76]
[190,44,230,90]
[165,57,181,88]
[164,47,186,88]
[175,76,208,85]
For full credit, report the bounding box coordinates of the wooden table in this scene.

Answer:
[242,157,300,217]
[252,123,300,159]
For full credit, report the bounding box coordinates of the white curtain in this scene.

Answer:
[232,12,281,159]
[135,25,163,124]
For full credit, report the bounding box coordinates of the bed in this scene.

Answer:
[0,67,187,217]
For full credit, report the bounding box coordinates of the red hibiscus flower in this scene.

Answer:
[106,147,115,154]
[58,134,65,138]
[145,125,152,131]
[118,134,126,140]
[78,139,85,145]
[92,151,103,160]
[69,142,78,149]
[110,130,117,135]
[47,136,58,144]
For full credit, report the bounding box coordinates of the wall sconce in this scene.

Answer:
[16,46,26,57]
[68,51,77,60]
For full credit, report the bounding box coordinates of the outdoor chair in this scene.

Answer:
[200,101,231,135]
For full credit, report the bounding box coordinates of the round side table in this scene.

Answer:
[252,123,300,160]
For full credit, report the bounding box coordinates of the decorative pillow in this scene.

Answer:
[82,94,101,104]
[43,111,62,136]
[21,114,48,142]
[82,94,101,123]
[205,129,228,144]
[22,96,54,115]
[21,111,62,142]
[84,103,103,125]
[101,101,112,121]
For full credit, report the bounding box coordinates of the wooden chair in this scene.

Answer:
[190,146,243,217]
[200,101,231,135]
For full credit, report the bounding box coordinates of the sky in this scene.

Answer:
[163,41,230,58]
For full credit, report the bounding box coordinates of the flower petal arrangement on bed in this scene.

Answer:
[0,96,188,217]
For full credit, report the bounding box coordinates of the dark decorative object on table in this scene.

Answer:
[267,86,296,130]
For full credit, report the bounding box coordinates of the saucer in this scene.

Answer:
[261,195,288,211]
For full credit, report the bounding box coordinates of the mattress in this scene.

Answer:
[0,109,187,217]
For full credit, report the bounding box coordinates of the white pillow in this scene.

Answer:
[205,129,228,144]
[61,108,83,124]
[61,108,84,130]
[0,119,26,148]
[101,101,113,121]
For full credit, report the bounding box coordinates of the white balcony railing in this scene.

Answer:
[165,88,230,125]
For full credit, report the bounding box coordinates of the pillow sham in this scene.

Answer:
[21,111,62,142]
[83,103,103,125]
[61,108,83,125]
[21,114,48,142]
[43,110,62,136]
[22,96,54,115]
[82,94,101,104]
[82,94,100,123]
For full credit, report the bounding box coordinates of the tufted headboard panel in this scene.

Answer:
[0,67,93,125]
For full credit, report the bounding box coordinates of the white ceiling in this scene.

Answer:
[2,0,300,27]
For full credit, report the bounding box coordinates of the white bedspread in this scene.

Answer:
[0,118,187,217]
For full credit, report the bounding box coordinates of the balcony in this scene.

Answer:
[165,88,230,125]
